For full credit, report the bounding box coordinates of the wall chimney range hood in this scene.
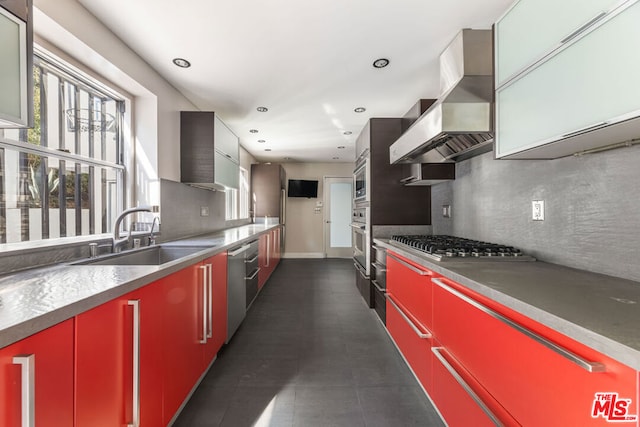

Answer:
[390,29,494,164]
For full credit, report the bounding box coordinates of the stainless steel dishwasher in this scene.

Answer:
[226,244,251,343]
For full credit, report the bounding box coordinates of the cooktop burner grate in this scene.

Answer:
[389,235,535,261]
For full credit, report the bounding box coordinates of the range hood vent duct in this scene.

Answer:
[390,29,494,164]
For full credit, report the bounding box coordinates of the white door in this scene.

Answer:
[323,177,353,258]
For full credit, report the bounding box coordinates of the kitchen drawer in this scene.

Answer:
[372,261,386,288]
[373,244,387,265]
[245,267,259,308]
[431,339,518,427]
[386,293,432,391]
[432,276,638,426]
[355,264,373,308]
[372,281,386,324]
[245,250,259,272]
[387,251,436,330]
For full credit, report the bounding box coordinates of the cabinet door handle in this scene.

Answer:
[385,293,432,339]
[245,254,258,263]
[353,262,368,278]
[388,253,431,276]
[127,300,141,427]
[228,245,250,257]
[431,278,606,373]
[245,268,260,280]
[371,279,386,293]
[562,121,608,138]
[432,347,503,426]
[560,12,607,44]
[199,265,208,344]
[372,262,387,272]
[266,235,271,267]
[12,354,35,427]
[399,175,418,184]
[206,264,213,339]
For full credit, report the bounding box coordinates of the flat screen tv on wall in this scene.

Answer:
[287,179,318,198]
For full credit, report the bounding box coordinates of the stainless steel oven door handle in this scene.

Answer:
[350,223,366,230]
[431,278,606,373]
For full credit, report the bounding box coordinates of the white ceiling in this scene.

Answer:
[78,0,513,163]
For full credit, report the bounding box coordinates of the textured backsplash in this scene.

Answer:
[430,145,640,282]
[159,179,250,242]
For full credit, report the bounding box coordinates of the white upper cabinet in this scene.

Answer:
[495,0,640,159]
[0,2,31,128]
[495,0,624,87]
[213,115,239,163]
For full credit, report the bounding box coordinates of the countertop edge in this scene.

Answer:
[373,238,640,371]
[0,224,282,348]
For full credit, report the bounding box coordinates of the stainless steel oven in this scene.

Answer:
[353,155,370,203]
[351,206,370,275]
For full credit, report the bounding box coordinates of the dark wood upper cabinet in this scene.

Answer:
[180,111,239,189]
[364,118,432,225]
[251,163,286,218]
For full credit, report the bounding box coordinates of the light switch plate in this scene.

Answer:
[532,200,544,221]
[200,206,210,217]
[442,205,451,218]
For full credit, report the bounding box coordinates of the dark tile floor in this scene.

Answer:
[173,259,445,427]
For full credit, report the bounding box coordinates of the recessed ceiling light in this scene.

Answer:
[354,107,366,113]
[343,131,352,135]
[249,129,259,133]
[265,148,272,152]
[373,58,390,69]
[258,139,266,143]
[172,58,191,68]
[257,107,268,112]
[337,146,345,149]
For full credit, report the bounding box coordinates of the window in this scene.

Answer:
[0,53,125,244]
[224,167,249,221]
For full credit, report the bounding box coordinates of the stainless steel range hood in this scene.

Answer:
[390,29,494,164]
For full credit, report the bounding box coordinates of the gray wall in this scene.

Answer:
[430,145,640,282]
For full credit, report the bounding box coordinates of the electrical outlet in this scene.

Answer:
[200,206,210,217]
[532,200,544,221]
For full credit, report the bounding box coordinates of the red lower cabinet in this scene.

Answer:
[258,233,269,289]
[386,251,435,330]
[76,283,164,427]
[386,293,433,391]
[431,340,517,427]
[432,276,638,427]
[0,319,74,427]
[203,253,228,364]
[162,264,205,424]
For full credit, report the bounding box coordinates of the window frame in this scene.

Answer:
[0,48,127,245]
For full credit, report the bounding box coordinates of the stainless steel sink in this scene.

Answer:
[72,245,211,266]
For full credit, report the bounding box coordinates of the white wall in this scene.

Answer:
[280,162,354,257]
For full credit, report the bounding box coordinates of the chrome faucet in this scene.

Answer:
[113,205,159,253]
[148,216,159,245]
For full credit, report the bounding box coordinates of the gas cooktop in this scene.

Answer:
[389,235,536,262]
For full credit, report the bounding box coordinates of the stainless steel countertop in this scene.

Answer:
[374,238,640,370]
[0,223,280,349]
